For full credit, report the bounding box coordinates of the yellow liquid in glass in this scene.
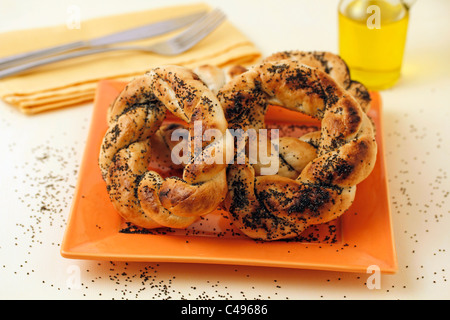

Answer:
[338,0,409,90]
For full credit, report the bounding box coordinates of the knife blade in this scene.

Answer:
[0,10,206,68]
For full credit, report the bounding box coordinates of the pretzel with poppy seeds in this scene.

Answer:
[193,52,372,182]
[99,65,229,229]
[218,58,377,240]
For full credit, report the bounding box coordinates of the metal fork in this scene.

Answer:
[0,9,226,79]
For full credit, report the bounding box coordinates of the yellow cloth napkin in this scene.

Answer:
[0,3,261,114]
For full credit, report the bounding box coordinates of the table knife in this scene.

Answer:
[0,10,206,68]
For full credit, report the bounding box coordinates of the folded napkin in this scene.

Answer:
[0,3,261,114]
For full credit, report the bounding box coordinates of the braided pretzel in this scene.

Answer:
[99,65,229,229]
[217,58,377,241]
[192,52,372,182]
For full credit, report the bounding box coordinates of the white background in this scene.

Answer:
[0,0,449,299]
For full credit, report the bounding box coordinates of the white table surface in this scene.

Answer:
[0,0,449,300]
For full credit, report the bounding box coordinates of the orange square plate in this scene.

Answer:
[61,79,397,274]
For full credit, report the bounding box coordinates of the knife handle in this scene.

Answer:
[0,40,89,68]
[0,47,116,79]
